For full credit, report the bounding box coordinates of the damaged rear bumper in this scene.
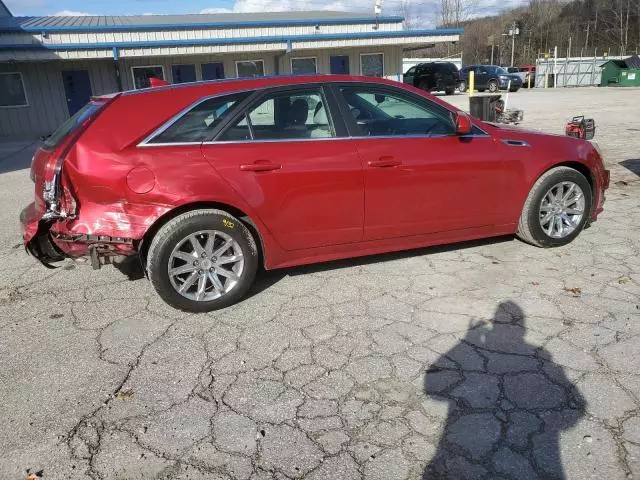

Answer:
[20,202,65,267]
[20,201,138,269]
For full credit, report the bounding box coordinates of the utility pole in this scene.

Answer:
[502,21,519,67]
[584,22,590,51]
[511,21,517,67]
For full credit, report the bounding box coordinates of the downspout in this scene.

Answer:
[274,40,293,75]
[112,47,123,92]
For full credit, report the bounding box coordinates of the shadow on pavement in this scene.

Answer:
[244,235,514,300]
[422,301,585,479]
[0,140,39,175]
[620,159,640,177]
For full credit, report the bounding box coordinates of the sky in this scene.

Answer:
[4,0,528,26]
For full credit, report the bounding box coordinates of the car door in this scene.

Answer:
[332,83,506,241]
[203,85,364,251]
[475,66,490,88]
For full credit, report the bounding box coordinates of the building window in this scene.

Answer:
[360,53,384,77]
[131,66,165,89]
[330,55,350,74]
[236,60,264,78]
[202,62,225,80]
[171,64,196,84]
[291,57,317,75]
[0,72,28,107]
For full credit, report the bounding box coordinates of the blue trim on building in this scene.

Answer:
[0,28,464,51]
[0,16,405,33]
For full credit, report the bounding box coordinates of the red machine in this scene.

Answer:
[565,116,596,140]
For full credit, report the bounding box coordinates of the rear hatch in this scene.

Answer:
[436,64,457,84]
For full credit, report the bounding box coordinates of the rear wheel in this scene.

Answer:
[509,87,520,92]
[147,209,258,312]
[488,80,499,93]
[516,167,592,247]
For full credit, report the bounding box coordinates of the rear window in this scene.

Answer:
[148,92,250,144]
[435,63,457,73]
[42,102,103,149]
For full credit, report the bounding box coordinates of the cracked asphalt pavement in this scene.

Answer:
[1,87,639,480]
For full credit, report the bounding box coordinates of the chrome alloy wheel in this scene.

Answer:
[168,230,244,302]
[539,181,586,239]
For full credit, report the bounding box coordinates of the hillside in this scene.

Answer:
[428,0,640,65]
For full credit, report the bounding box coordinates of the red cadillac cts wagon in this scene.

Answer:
[21,75,610,312]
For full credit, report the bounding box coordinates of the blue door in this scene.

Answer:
[202,62,225,80]
[172,64,196,84]
[62,70,92,116]
[330,55,350,74]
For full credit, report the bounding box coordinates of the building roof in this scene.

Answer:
[0,11,404,32]
[0,0,12,18]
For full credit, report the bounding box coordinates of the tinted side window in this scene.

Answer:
[219,88,335,141]
[149,92,250,144]
[405,66,416,75]
[340,87,455,137]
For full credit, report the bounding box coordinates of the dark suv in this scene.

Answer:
[459,65,522,92]
[403,61,460,95]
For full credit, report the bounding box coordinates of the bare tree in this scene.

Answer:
[440,0,479,27]
[398,0,420,29]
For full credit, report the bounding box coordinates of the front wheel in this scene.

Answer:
[516,167,592,247]
[444,87,455,95]
[458,81,467,92]
[147,209,258,312]
[488,80,499,93]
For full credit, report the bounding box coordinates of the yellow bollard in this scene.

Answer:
[544,72,549,89]
[469,70,475,97]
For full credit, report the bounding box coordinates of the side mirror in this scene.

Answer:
[455,112,473,135]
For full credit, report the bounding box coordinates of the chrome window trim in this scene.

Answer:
[139,132,492,147]
[218,85,338,142]
[137,80,493,147]
[137,88,256,147]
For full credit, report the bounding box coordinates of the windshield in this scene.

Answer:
[496,67,509,75]
[42,102,103,149]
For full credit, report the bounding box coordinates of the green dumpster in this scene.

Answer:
[600,55,640,87]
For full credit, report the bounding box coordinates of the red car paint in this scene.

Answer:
[21,75,609,271]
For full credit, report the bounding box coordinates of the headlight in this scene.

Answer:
[499,75,509,80]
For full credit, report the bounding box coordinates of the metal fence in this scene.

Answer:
[534,56,627,87]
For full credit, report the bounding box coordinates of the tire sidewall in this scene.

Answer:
[488,80,499,92]
[526,170,593,247]
[148,212,258,312]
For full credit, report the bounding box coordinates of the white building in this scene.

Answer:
[0,1,461,138]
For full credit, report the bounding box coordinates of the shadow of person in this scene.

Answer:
[422,301,585,479]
